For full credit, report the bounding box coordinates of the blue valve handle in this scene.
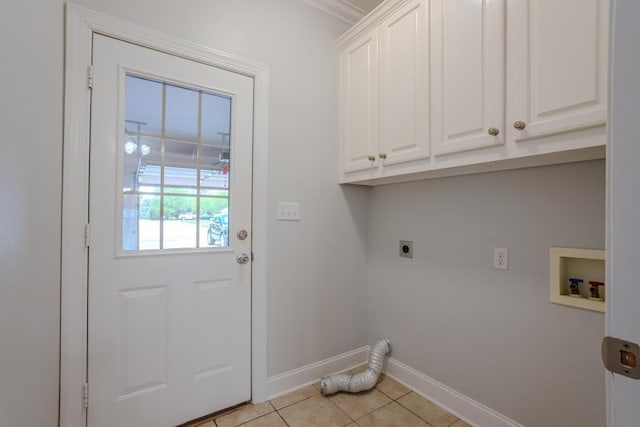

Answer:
[568,278,583,296]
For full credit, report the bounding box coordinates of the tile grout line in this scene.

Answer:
[269,387,321,411]
[378,387,411,401]
[274,409,290,427]
[233,410,282,427]
[353,400,396,424]
[395,392,450,427]
[324,392,358,423]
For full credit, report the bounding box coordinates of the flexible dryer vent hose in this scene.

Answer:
[320,338,391,395]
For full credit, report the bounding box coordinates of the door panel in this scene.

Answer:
[89,34,253,427]
[379,0,430,166]
[507,0,607,142]
[118,286,168,398]
[341,29,379,173]
[431,0,505,155]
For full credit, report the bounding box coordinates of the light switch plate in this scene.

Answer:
[277,202,300,221]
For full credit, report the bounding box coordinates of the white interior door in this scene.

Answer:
[607,0,640,424]
[88,34,253,427]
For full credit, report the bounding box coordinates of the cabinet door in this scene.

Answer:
[340,29,379,173]
[431,0,505,156]
[379,0,430,166]
[507,0,608,142]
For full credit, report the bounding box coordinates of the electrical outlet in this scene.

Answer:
[494,248,509,270]
[277,202,300,221]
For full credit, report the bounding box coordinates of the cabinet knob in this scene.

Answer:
[379,153,387,159]
[488,127,500,136]
[513,120,527,130]
[368,155,376,161]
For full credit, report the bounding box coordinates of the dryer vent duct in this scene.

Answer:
[320,338,391,395]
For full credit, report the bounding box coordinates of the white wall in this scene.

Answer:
[0,0,63,425]
[367,160,606,426]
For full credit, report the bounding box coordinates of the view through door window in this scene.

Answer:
[122,75,231,250]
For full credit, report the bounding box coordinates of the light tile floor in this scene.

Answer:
[185,369,472,427]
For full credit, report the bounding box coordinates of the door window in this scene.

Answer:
[122,75,231,251]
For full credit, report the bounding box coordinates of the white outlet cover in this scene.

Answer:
[494,247,509,270]
[277,202,300,221]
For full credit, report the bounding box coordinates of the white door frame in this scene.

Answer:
[61,4,269,425]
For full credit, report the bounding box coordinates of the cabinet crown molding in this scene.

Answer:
[337,0,410,46]
[300,0,367,25]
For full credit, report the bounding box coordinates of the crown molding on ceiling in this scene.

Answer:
[300,0,366,25]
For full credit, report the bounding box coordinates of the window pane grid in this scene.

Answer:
[195,91,202,248]
[159,82,167,249]
[122,75,231,251]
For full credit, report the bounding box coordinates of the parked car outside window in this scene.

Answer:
[207,213,229,246]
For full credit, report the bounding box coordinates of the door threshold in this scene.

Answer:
[177,401,252,427]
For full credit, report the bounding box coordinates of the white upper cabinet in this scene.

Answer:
[379,0,430,165]
[431,0,505,155]
[340,28,379,173]
[506,0,608,144]
[338,0,608,185]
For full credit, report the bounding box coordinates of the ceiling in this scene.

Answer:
[302,0,384,24]
[346,0,384,13]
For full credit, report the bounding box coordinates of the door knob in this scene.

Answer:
[379,153,387,159]
[368,155,376,161]
[487,127,500,136]
[237,253,250,264]
[513,120,527,130]
[237,229,248,240]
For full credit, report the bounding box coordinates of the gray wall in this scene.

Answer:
[367,160,606,426]
[0,0,370,424]
[0,0,63,425]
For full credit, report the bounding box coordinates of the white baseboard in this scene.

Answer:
[265,346,370,400]
[384,357,523,427]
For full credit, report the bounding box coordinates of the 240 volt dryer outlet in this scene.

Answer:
[399,241,413,258]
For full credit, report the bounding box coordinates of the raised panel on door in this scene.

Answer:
[431,0,505,155]
[340,29,379,173]
[507,0,607,142]
[379,0,430,166]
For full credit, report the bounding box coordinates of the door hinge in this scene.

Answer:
[83,382,89,408]
[88,65,94,89]
[85,223,91,248]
